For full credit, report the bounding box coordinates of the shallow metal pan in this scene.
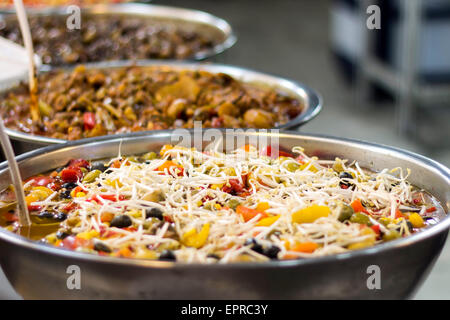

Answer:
[1,60,322,155]
[0,3,237,63]
[0,130,448,299]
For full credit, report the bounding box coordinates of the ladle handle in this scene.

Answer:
[0,117,31,227]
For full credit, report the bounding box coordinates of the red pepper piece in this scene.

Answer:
[83,112,96,131]
[260,145,293,159]
[68,159,90,169]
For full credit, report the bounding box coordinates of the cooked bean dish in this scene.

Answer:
[0,66,303,140]
[0,13,222,64]
[0,144,443,263]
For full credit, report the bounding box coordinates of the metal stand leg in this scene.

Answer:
[397,0,421,136]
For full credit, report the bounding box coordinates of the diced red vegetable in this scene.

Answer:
[61,167,83,182]
[62,202,78,212]
[4,212,18,223]
[395,210,405,219]
[164,215,174,223]
[371,224,381,235]
[87,194,125,204]
[68,159,90,169]
[30,176,54,187]
[351,199,370,214]
[426,206,437,213]
[260,145,292,159]
[83,112,96,131]
[229,179,245,193]
[236,205,268,222]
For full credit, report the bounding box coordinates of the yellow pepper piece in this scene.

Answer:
[25,194,39,206]
[292,205,330,224]
[160,144,173,156]
[76,229,99,240]
[75,192,86,198]
[257,215,280,227]
[347,241,374,250]
[104,179,123,188]
[135,248,158,259]
[409,213,425,228]
[182,223,210,248]
[211,183,224,190]
[360,227,377,241]
[256,202,270,211]
[128,209,143,218]
[299,162,318,173]
[31,186,53,200]
[348,227,376,250]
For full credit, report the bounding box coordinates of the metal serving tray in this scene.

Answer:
[0,130,448,299]
[0,60,322,155]
[0,3,237,63]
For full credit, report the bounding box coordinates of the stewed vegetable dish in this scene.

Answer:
[0,144,443,263]
[0,13,223,64]
[0,65,303,140]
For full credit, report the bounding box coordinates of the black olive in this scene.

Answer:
[339,172,354,189]
[54,212,67,221]
[91,162,108,172]
[207,253,220,260]
[339,172,353,180]
[62,182,77,190]
[263,245,281,260]
[244,238,264,254]
[94,241,112,253]
[59,189,72,199]
[406,221,414,232]
[145,207,164,220]
[38,211,54,219]
[110,215,132,228]
[56,231,70,239]
[159,250,176,261]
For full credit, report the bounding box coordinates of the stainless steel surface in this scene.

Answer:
[0,3,237,63]
[0,130,448,299]
[1,60,322,154]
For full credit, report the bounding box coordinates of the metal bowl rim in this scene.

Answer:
[0,129,448,269]
[2,60,322,145]
[0,3,237,62]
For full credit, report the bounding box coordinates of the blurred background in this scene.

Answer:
[0,0,449,299]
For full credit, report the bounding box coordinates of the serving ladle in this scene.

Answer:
[0,0,39,227]
[0,117,31,227]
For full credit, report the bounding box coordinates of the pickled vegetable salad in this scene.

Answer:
[2,145,437,263]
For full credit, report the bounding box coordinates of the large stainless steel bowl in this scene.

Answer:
[1,61,322,155]
[0,130,448,299]
[0,3,237,63]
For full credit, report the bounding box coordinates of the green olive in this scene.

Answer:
[226,199,241,210]
[82,170,101,183]
[143,190,165,202]
[38,100,53,117]
[337,204,354,222]
[142,152,157,161]
[350,212,371,225]
[382,229,401,242]
[285,162,300,172]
